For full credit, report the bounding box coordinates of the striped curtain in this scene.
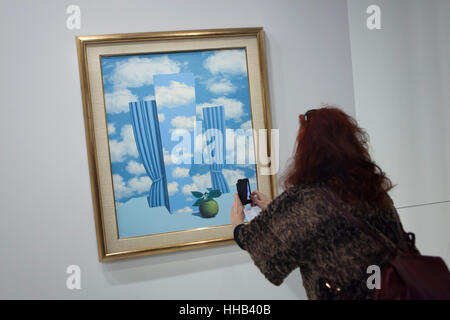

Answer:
[202,106,230,193]
[129,100,170,211]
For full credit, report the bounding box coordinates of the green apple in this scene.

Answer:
[199,199,219,218]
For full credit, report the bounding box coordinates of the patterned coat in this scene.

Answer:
[234,182,414,300]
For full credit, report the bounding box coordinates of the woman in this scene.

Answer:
[230,107,417,300]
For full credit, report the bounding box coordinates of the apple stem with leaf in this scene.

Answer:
[191,188,222,207]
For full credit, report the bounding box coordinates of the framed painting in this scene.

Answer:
[76,27,277,261]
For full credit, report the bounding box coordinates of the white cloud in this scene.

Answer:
[172,149,193,164]
[167,182,179,195]
[196,97,245,121]
[155,81,195,108]
[112,174,151,200]
[182,184,196,196]
[206,78,236,95]
[186,197,193,202]
[174,206,194,214]
[144,95,155,101]
[163,148,174,165]
[203,49,247,75]
[165,142,193,164]
[104,89,138,114]
[225,129,256,164]
[222,168,247,187]
[128,176,152,194]
[109,125,139,162]
[240,120,252,130]
[158,113,165,122]
[194,131,207,160]
[110,56,180,88]
[182,172,211,195]
[192,172,211,190]
[172,167,189,178]
[107,123,116,135]
[163,147,192,165]
[126,160,146,176]
[170,115,196,130]
[112,174,134,199]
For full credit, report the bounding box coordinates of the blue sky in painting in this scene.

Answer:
[100,49,257,210]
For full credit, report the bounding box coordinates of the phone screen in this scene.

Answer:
[236,178,252,205]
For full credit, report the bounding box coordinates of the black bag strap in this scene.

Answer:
[318,188,399,254]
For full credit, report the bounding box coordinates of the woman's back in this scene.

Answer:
[295,183,405,299]
[233,107,410,299]
[235,181,409,300]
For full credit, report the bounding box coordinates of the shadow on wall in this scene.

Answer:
[101,242,308,299]
[285,272,308,299]
[101,244,249,284]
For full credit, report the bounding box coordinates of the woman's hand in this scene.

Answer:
[251,190,270,210]
[230,193,245,230]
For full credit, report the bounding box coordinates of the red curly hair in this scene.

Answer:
[280,106,395,207]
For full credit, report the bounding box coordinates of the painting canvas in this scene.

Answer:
[101,49,257,238]
[77,28,276,260]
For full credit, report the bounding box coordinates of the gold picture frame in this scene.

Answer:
[76,27,276,261]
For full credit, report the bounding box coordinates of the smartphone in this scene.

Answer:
[236,178,252,205]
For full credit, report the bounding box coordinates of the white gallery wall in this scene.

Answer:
[347,0,450,264]
[0,0,448,299]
